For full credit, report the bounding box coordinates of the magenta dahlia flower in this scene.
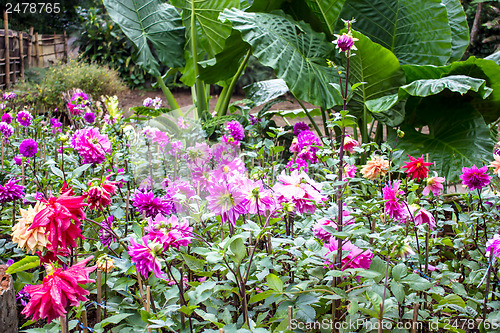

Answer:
[382,180,407,221]
[0,178,25,203]
[17,110,32,127]
[460,165,491,191]
[84,112,96,124]
[293,121,310,136]
[324,237,373,270]
[3,92,16,100]
[169,140,183,156]
[297,130,322,163]
[1,113,12,124]
[240,179,277,215]
[143,97,154,108]
[407,205,436,230]
[422,171,445,196]
[128,237,165,278]
[145,214,193,250]
[0,121,13,138]
[71,128,111,164]
[333,33,357,53]
[132,190,174,218]
[19,139,38,158]
[99,216,116,248]
[211,157,247,183]
[207,183,247,225]
[225,120,245,141]
[286,157,308,172]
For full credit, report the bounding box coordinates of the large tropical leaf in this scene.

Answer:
[171,0,240,58]
[244,79,289,106]
[485,51,500,65]
[199,30,250,84]
[402,57,500,123]
[304,0,346,35]
[442,0,470,62]
[103,0,185,76]
[220,8,343,109]
[248,0,287,12]
[336,0,452,65]
[388,98,494,182]
[366,75,492,116]
[347,30,406,126]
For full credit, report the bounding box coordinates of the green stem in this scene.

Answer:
[321,107,329,137]
[156,75,180,116]
[214,85,229,116]
[217,48,251,117]
[294,95,322,137]
[190,2,207,119]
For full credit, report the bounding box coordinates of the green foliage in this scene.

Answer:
[17,60,126,109]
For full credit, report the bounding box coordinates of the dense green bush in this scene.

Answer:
[17,60,126,109]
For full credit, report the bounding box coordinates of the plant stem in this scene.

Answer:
[378,258,391,332]
[189,2,208,119]
[156,75,181,116]
[484,248,494,320]
[293,95,322,137]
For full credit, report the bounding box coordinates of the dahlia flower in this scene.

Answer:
[145,214,193,250]
[84,112,96,124]
[324,237,372,270]
[19,139,38,158]
[286,157,308,172]
[211,157,247,183]
[486,234,500,258]
[313,211,354,242]
[225,120,245,141]
[273,170,326,214]
[21,257,96,323]
[143,97,154,108]
[361,156,390,180]
[1,112,11,124]
[128,237,165,278]
[402,154,432,180]
[422,171,445,196]
[382,180,407,221]
[29,190,86,251]
[96,255,115,273]
[343,134,359,153]
[3,92,16,100]
[12,201,48,253]
[460,165,491,191]
[297,130,321,163]
[84,176,118,210]
[169,140,183,156]
[152,130,169,148]
[343,164,357,179]
[407,204,436,230]
[71,127,111,164]
[240,179,277,215]
[17,110,32,127]
[293,121,310,136]
[333,33,358,53]
[0,178,25,204]
[132,190,174,218]
[187,142,212,167]
[207,183,247,225]
[0,121,14,138]
[490,155,500,177]
[98,216,116,248]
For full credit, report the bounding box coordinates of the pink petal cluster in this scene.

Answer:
[71,128,112,164]
[21,257,96,323]
[460,165,491,191]
[207,183,247,225]
[313,208,354,241]
[407,205,436,230]
[324,237,373,270]
[128,237,165,279]
[486,234,500,258]
[145,214,193,250]
[273,170,326,214]
[382,180,407,221]
[240,179,277,215]
[422,172,445,196]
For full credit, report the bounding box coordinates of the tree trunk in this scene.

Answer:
[0,265,18,333]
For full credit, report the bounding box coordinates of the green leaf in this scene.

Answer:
[336,0,452,65]
[392,263,408,281]
[6,256,40,274]
[103,0,185,76]
[50,165,64,179]
[266,273,284,292]
[388,101,494,182]
[181,253,205,272]
[438,294,466,310]
[70,164,92,179]
[249,290,276,303]
[442,0,469,62]
[171,0,240,58]
[243,79,289,106]
[221,9,343,109]
[199,29,250,84]
[228,237,246,265]
[101,313,134,326]
[390,281,405,304]
[347,30,406,126]
[131,106,172,117]
[485,51,500,65]
[304,0,346,35]
[263,108,322,120]
[401,273,433,291]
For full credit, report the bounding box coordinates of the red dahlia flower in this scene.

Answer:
[402,154,432,180]
[84,175,118,210]
[29,190,86,252]
[21,257,96,323]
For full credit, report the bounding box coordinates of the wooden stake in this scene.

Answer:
[27,27,33,67]
[53,32,57,61]
[34,32,40,67]
[60,316,67,333]
[63,31,68,63]
[96,270,102,323]
[21,162,25,186]
[3,11,10,87]
[82,310,88,333]
[18,31,24,79]
[146,286,152,333]
[410,303,420,333]
[288,306,293,330]
[1,139,4,169]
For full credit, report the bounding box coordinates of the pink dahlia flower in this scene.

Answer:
[0,178,25,204]
[382,180,407,221]
[128,237,165,278]
[286,157,308,172]
[273,170,326,214]
[132,190,174,218]
[460,165,491,191]
[486,234,500,258]
[240,179,277,215]
[324,237,373,270]
[71,128,111,164]
[422,171,445,196]
[207,183,247,225]
[407,205,436,230]
[343,134,359,153]
[145,214,193,250]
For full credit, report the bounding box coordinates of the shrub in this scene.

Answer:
[17,60,126,109]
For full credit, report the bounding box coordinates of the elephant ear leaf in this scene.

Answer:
[336,0,452,66]
[103,0,186,76]
[441,0,469,63]
[221,8,343,109]
[388,99,494,182]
